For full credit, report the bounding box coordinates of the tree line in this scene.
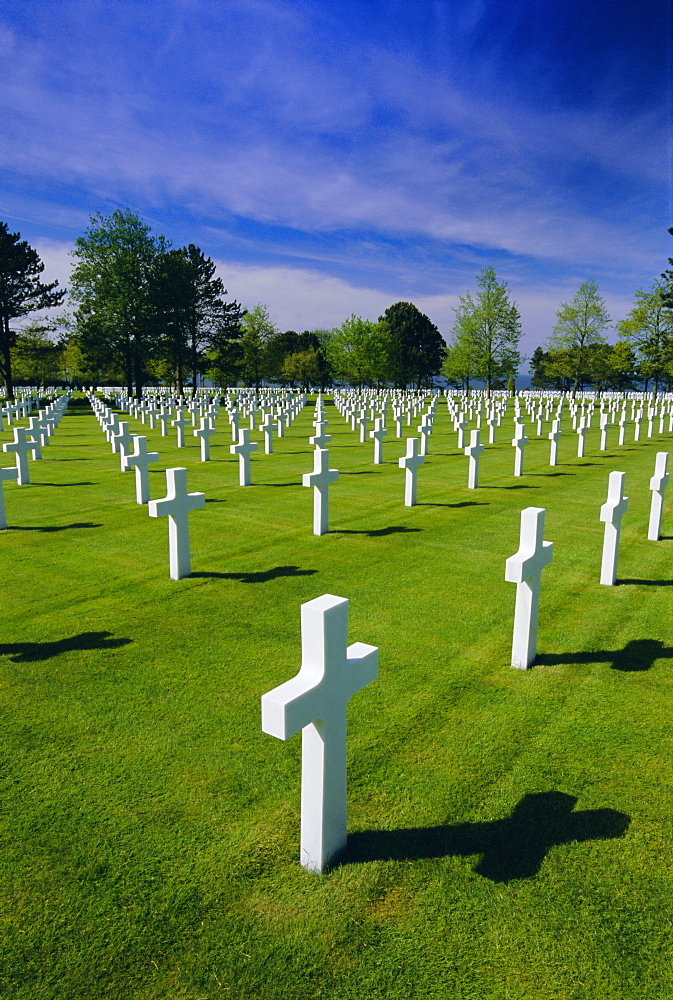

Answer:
[2,211,673,398]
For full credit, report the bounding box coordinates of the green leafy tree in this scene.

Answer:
[0,221,65,398]
[378,302,444,389]
[545,279,610,398]
[10,322,63,386]
[70,210,168,398]
[616,280,673,400]
[281,347,322,389]
[240,304,277,388]
[441,340,478,391]
[326,315,389,387]
[152,245,240,395]
[446,267,522,397]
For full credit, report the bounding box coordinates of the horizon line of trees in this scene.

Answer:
[2,212,673,399]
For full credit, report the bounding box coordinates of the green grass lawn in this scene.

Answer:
[1,393,672,1000]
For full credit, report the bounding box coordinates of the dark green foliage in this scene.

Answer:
[0,221,65,398]
[70,210,168,398]
[379,301,445,388]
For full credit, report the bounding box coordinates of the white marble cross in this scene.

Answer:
[599,471,628,585]
[229,409,240,442]
[599,414,609,451]
[456,414,468,449]
[370,418,387,464]
[505,507,553,669]
[171,408,190,448]
[464,429,484,489]
[576,417,588,457]
[148,467,205,579]
[512,422,528,477]
[261,594,378,873]
[648,452,669,541]
[398,437,425,507]
[3,427,34,485]
[309,420,330,449]
[230,428,258,486]
[548,420,562,467]
[112,421,134,464]
[122,435,160,504]
[27,417,44,457]
[303,447,339,535]
[157,410,171,436]
[194,417,216,462]
[0,466,19,529]
[417,415,432,456]
[259,412,275,454]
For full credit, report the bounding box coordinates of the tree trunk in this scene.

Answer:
[1,316,14,399]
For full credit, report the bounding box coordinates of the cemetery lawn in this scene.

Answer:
[2,395,673,1000]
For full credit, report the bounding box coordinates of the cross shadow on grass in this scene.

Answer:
[618,578,673,587]
[417,501,490,508]
[341,470,382,475]
[31,482,96,487]
[334,526,422,536]
[536,638,673,671]
[191,565,317,583]
[482,484,540,490]
[9,522,103,532]
[259,482,302,487]
[0,631,132,662]
[343,791,630,881]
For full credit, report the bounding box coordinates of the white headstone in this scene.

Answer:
[398,437,424,507]
[194,417,216,462]
[230,428,258,487]
[464,429,484,489]
[261,594,378,872]
[548,420,562,467]
[599,471,628,586]
[302,447,339,535]
[370,418,387,464]
[505,507,553,669]
[648,452,669,541]
[0,466,19,529]
[172,408,190,448]
[122,435,160,504]
[512,422,528,477]
[2,427,34,485]
[148,467,205,579]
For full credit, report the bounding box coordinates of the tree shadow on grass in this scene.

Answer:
[536,638,673,672]
[334,526,422,537]
[343,792,629,881]
[0,631,132,663]
[9,522,103,532]
[417,501,490,508]
[191,565,317,583]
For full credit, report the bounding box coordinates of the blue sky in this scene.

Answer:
[1,0,671,357]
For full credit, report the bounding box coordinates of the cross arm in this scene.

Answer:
[261,673,322,741]
[346,642,379,693]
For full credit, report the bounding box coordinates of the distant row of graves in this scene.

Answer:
[1,384,670,872]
